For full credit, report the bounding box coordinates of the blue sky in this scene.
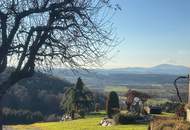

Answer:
[104,0,190,68]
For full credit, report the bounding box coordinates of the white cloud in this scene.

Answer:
[162,58,177,64]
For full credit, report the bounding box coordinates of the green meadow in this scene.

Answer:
[7,113,148,130]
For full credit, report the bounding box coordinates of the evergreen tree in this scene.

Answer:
[106,91,120,118]
[60,78,94,118]
[75,77,84,92]
[60,88,76,113]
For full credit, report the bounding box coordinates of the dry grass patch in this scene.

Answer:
[149,116,190,130]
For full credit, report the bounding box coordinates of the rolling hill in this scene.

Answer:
[1,68,73,116]
[105,64,190,75]
[52,64,189,87]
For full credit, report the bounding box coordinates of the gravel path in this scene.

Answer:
[3,126,15,130]
[3,126,41,130]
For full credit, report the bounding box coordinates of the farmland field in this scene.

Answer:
[104,86,128,93]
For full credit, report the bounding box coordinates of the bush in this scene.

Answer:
[93,92,106,110]
[2,108,43,124]
[113,113,143,124]
[106,91,120,118]
[160,102,182,113]
[95,103,100,112]
[45,114,60,122]
[78,109,85,118]
[149,116,190,130]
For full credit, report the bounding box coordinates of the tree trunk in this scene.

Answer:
[0,95,3,130]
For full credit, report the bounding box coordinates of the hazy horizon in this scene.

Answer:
[101,63,190,69]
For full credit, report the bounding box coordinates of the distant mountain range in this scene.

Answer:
[52,64,190,87]
[98,64,190,75]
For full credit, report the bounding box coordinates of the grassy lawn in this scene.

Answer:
[8,113,148,130]
[6,112,177,130]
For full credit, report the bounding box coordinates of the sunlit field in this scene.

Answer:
[7,114,148,130]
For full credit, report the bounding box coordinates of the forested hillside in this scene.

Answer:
[0,68,73,124]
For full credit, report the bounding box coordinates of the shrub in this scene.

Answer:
[78,109,85,118]
[93,92,106,110]
[45,114,60,122]
[106,91,120,118]
[160,102,182,113]
[149,116,190,130]
[2,108,43,124]
[113,113,143,124]
[113,113,121,124]
[95,103,100,112]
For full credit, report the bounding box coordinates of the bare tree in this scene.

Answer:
[173,75,189,103]
[0,0,118,128]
